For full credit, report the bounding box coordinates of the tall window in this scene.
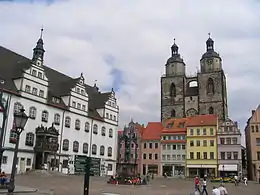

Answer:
[207,78,214,94]
[9,129,17,144]
[101,127,106,136]
[75,119,80,130]
[85,122,90,132]
[41,110,48,122]
[83,143,88,154]
[100,145,105,156]
[210,152,214,159]
[62,139,69,151]
[65,116,71,128]
[29,107,37,119]
[25,133,34,146]
[171,109,176,117]
[209,106,214,114]
[227,152,232,160]
[73,141,79,152]
[190,152,194,159]
[108,147,112,157]
[233,152,238,160]
[203,152,207,159]
[170,83,176,97]
[220,138,225,144]
[13,102,23,114]
[54,114,60,125]
[92,144,97,155]
[93,124,98,134]
[220,152,225,160]
[232,137,238,144]
[197,152,201,159]
[109,128,113,138]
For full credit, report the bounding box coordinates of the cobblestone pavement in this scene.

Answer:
[13,174,260,195]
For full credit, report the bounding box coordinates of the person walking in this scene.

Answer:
[234,175,238,186]
[195,176,200,192]
[201,178,208,195]
[244,176,248,186]
[218,184,228,195]
[212,186,220,195]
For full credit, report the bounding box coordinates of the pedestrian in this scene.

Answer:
[195,176,200,192]
[244,176,248,186]
[212,186,220,195]
[234,175,238,186]
[201,177,208,195]
[218,184,228,195]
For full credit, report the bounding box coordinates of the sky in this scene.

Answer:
[0,0,260,144]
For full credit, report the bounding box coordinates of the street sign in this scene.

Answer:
[74,155,101,176]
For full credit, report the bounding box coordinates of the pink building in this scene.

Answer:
[116,120,144,176]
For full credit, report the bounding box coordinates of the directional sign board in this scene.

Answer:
[74,155,101,176]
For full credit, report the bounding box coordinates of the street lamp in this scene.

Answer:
[8,108,29,193]
[0,79,9,170]
[222,165,225,178]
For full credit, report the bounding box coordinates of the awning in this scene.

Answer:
[218,164,237,171]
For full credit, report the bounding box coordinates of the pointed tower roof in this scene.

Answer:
[32,28,45,61]
[166,38,185,64]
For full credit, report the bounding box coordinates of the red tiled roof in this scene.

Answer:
[186,114,218,127]
[162,118,188,133]
[142,122,163,140]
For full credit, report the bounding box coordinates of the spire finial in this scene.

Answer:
[208,32,211,38]
[174,38,176,44]
[40,26,44,39]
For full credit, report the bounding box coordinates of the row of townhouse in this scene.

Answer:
[0,32,119,175]
[118,115,244,178]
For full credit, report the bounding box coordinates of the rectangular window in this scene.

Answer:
[77,103,81,109]
[182,155,185,160]
[257,152,260,161]
[38,72,43,78]
[26,158,31,166]
[196,129,200,135]
[256,138,260,146]
[172,144,176,150]
[107,164,113,171]
[162,144,166,150]
[233,152,238,160]
[172,155,176,160]
[190,140,194,147]
[162,155,166,160]
[210,128,214,135]
[232,137,238,144]
[226,138,231,144]
[39,90,44,97]
[203,152,207,159]
[203,128,207,135]
[167,145,171,150]
[2,156,7,164]
[190,152,194,159]
[227,152,232,160]
[149,143,152,149]
[155,143,158,148]
[210,152,214,159]
[190,129,194,135]
[196,140,200,146]
[220,138,225,144]
[256,125,259,132]
[197,152,201,159]
[25,85,31,92]
[252,126,255,132]
[167,155,170,160]
[155,154,158,160]
[203,140,207,147]
[143,154,146,159]
[182,144,185,150]
[220,152,225,160]
[177,155,181,160]
[144,143,146,149]
[82,105,86,111]
[210,140,214,146]
[149,154,152,159]
[177,144,181,150]
[32,69,37,76]
[32,87,37,95]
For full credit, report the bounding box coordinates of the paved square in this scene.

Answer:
[14,173,260,195]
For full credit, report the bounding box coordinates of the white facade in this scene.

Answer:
[0,37,119,176]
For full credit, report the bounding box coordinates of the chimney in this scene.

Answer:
[252,110,256,116]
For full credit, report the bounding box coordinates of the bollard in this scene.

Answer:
[49,189,54,195]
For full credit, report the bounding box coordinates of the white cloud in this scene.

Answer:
[1,0,260,141]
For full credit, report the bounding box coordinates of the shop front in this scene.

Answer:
[173,164,185,177]
[218,164,238,177]
[187,165,217,178]
[162,164,173,177]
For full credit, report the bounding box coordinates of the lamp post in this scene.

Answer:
[83,156,91,195]
[8,108,29,193]
[222,165,225,178]
[0,79,8,171]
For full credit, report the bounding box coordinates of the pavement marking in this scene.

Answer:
[160,185,166,188]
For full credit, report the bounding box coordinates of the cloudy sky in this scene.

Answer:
[0,0,260,140]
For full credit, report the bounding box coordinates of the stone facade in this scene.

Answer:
[161,37,228,121]
[217,118,242,177]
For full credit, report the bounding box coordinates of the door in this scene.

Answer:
[20,158,26,173]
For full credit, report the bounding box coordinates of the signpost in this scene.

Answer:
[84,157,91,195]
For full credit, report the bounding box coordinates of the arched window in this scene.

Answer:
[25,132,34,146]
[93,124,98,134]
[62,139,69,151]
[107,147,112,157]
[171,109,176,117]
[75,119,81,130]
[83,143,88,154]
[13,102,23,114]
[101,126,106,136]
[109,128,113,138]
[209,107,214,114]
[54,113,60,125]
[41,110,48,122]
[100,145,105,155]
[92,144,97,155]
[207,78,214,94]
[29,107,37,119]
[85,122,90,132]
[65,116,71,128]
[73,141,79,152]
[170,83,176,97]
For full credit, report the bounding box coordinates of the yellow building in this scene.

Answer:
[186,115,218,178]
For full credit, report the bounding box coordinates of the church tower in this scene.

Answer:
[161,39,186,121]
[198,34,228,121]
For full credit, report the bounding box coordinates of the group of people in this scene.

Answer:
[194,176,228,195]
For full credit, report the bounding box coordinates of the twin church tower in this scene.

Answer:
[161,35,228,122]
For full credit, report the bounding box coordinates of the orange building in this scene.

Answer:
[161,118,187,177]
[141,122,163,176]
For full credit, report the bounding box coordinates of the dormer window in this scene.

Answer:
[32,69,37,76]
[77,103,81,109]
[39,90,44,97]
[81,90,85,95]
[110,114,112,120]
[38,72,43,79]
[72,101,76,108]
[108,102,111,106]
[76,88,80,93]
[82,105,86,111]
[106,113,109,118]
[25,85,31,93]
[113,115,116,121]
[32,88,38,95]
